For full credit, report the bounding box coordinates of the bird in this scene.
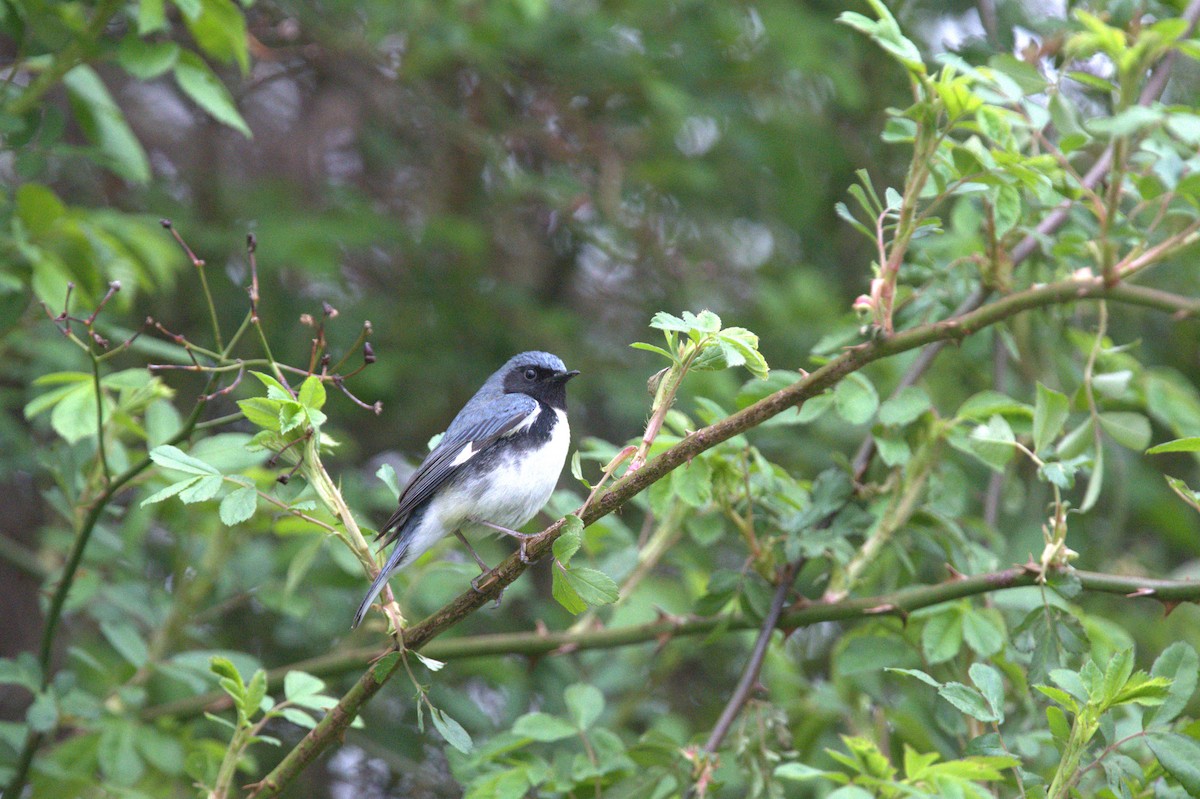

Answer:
[352,351,579,628]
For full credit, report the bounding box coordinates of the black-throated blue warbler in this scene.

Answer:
[353,351,579,628]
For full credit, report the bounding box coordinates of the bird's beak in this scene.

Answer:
[553,369,581,382]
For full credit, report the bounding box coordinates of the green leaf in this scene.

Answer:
[138,0,167,33]
[117,37,180,80]
[630,341,674,360]
[179,474,223,503]
[993,184,1020,235]
[966,415,1016,472]
[219,486,257,525]
[872,431,911,467]
[1034,383,1070,454]
[100,621,149,667]
[279,707,317,729]
[1147,437,1200,454]
[1099,412,1152,451]
[428,706,472,753]
[716,327,769,379]
[298,375,326,411]
[1148,733,1200,795]
[969,663,1005,723]
[98,720,144,785]
[649,312,690,332]
[238,397,283,431]
[244,669,267,719]
[376,463,401,498]
[26,691,57,732]
[150,444,220,476]
[552,566,587,614]
[564,683,603,729]
[878,386,932,426]
[63,66,151,182]
[1047,705,1071,743]
[184,0,250,73]
[775,763,843,782]
[672,457,713,507]
[141,477,200,506]
[796,392,833,423]
[962,608,1005,657]
[174,52,252,137]
[833,373,879,425]
[938,682,1001,722]
[561,566,618,608]
[1034,684,1079,713]
[553,516,584,566]
[956,390,1030,421]
[922,609,963,664]
[887,668,942,688]
[1147,642,1199,726]
[283,671,325,701]
[512,712,577,742]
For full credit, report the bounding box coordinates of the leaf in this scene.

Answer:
[878,386,932,426]
[887,668,942,688]
[238,397,283,431]
[117,36,180,80]
[796,392,833,423]
[649,312,690,332]
[284,671,325,700]
[1098,412,1152,451]
[1034,383,1070,454]
[100,621,149,667]
[63,66,151,182]
[552,515,584,566]
[962,608,1005,657]
[969,663,1005,723]
[219,486,257,525]
[179,475,223,503]
[552,566,587,614]
[512,712,577,742]
[98,720,144,786]
[672,457,713,507]
[964,415,1016,472]
[149,444,220,476]
[298,375,326,411]
[174,51,252,137]
[429,706,473,753]
[184,0,250,72]
[629,341,674,360]
[244,669,267,719]
[922,609,963,664]
[833,373,879,425]
[956,390,1030,421]
[565,683,603,729]
[26,691,58,732]
[139,0,167,33]
[1147,437,1200,454]
[561,567,619,608]
[1147,643,1200,726]
[279,707,317,729]
[938,682,1001,722]
[1148,733,1200,795]
[141,477,200,506]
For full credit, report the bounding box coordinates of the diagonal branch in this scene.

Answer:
[245,276,1200,798]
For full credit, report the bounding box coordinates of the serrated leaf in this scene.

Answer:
[141,477,201,506]
[279,707,317,729]
[561,566,619,608]
[552,566,587,614]
[649,312,690,332]
[922,609,963,664]
[969,663,1005,722]
[887,668,942,688]
[238,397,283,431]
[298,376,326,411]
[243,669,267,719]
[630,341,675,360]
[179,474,223,503]
[1148,733,1200,795]
[219,486,257,525]
[1147,642,1199,726]
[552,516,583,566]
[149,444,220,476]
[938,682,1001,722]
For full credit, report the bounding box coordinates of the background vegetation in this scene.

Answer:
[3,0,1200,797]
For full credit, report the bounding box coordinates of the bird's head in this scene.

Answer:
[500,351,579,410]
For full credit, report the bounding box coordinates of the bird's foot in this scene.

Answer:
[469,572,505,607]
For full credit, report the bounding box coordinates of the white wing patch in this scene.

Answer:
[505,405,542,436]
[450,441,477,467]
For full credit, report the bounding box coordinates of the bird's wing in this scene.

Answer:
[377,394,539,543]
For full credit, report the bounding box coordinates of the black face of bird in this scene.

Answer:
[502,363,580,410]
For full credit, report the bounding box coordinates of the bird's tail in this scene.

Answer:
[351,537,411,629]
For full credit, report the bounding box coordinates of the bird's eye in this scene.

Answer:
[523,368,537,381]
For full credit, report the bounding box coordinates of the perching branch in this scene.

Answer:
[244,275,1200,797]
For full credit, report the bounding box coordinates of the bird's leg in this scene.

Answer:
[470,518,536,564]
[456,530,504,607]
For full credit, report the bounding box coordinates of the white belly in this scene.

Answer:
[432,407,569,531]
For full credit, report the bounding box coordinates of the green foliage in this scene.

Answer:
[5,1,1200,798]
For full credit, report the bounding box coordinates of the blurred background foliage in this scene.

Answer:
[3,0,1200,797]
